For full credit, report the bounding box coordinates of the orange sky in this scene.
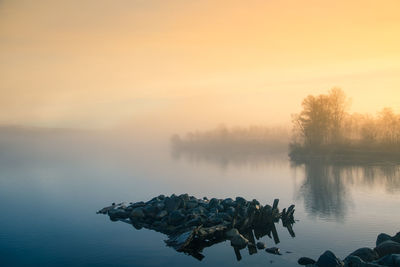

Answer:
[1,0,400,131]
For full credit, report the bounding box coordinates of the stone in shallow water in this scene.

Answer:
[347,247,379,262]
[108,209,129,221]
[376,233,392,247]
[265,247,281,255]
[298,257,316,265]
[374,253,400,266]
[315,250,343,267]
[230,233,249,248]
[374,240,400,258]
[256,242,266,250]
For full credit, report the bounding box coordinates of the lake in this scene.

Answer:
[1,129,399,266]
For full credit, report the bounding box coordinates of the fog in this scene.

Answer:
[1,0,400,132]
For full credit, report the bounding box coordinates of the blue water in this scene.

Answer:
[1,129,399,266]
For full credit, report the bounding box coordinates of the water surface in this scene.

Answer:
[1,129,399,266]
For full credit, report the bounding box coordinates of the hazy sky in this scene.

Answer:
[1,0,400,131]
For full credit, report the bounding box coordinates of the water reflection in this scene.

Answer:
[170,140,400,221]
[170,143,288,169]
[293,161,400,220]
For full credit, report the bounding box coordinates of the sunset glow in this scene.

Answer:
[1,0,400,130]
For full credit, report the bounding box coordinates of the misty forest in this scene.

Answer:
[172,88,400,164]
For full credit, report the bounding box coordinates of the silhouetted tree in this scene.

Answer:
[292,88,349,148]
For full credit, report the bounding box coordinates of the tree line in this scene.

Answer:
[291,88,400,155]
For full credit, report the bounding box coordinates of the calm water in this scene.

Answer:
[1,129,400,266]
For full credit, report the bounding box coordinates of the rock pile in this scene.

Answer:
[298,232,400,267]
[97,194,296,260]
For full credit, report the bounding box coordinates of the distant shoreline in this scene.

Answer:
[289,145,400,165]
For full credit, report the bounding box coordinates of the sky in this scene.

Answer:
[1,0,400,132]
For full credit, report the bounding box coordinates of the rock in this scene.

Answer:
[108,209,129,221]
[344,256,381,267]
[392,232,400,243]
[130,208,145,219]
[256,241,266,250]
[225,228,240,238]
[99,194,297,260]
[374,254,400,266]
[216,204,225,212]
[226,206,236,216]
[374,240,400,258]
[208,198,219,208]
[179,193,189,202]
[222,198,234,207]
[155,202,165,210]
[316,250,343,267]
[165,197,182,212]
[347,247,379,262]
[235,197,247,206]
[169,210,185,226]
[156,210,168,219]
[130,201,146,209]
[218,212,232,221]
[230,233,249,248]
[185,217,202,227]
[143,205,158,218]
[265,247,281,255]
[298,257,316,265]
[376,233,392,246]
[186,201,198,209]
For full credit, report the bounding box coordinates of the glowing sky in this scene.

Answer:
[1,0,400,130]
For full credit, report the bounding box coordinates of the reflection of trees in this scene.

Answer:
[293,162,400,220]
[171,144,288,169]
[170,126,289,169]
[294,162,349,220]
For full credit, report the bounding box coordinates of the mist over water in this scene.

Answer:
[1,127,400,266]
